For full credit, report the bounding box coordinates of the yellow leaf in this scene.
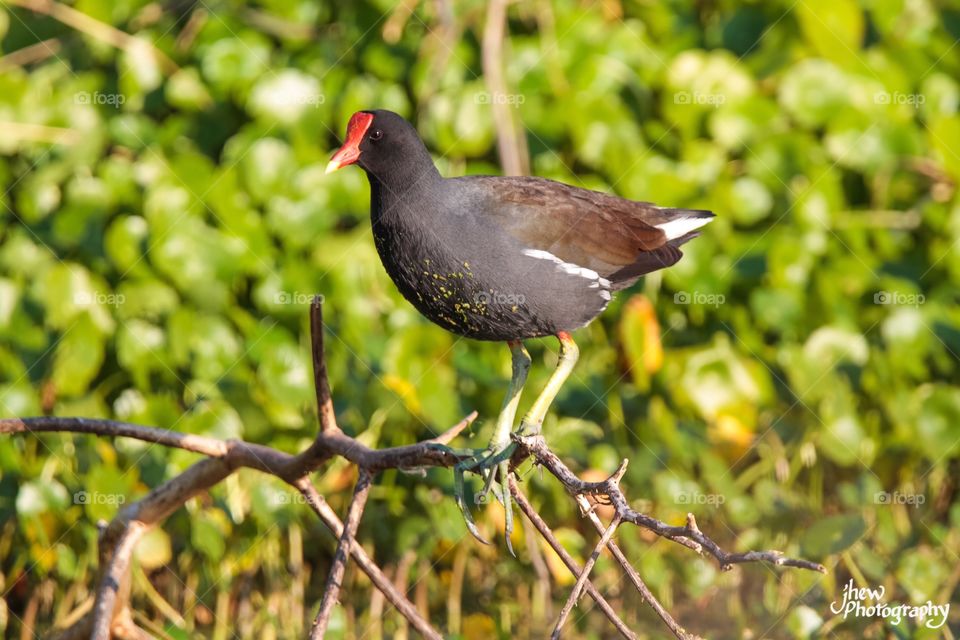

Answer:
[463,613,496,640]
[539,541,575,586]
[31,542,58,572]
[484,500,523,549]
[381,373,421,415]
[619,295,663,391]
[709,411,755,459]
[135,527,172,570]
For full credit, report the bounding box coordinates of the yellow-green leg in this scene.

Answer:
[518,331,579,435]
[454,333,579,551]
[489,340,532,452]
[455,340,530,546]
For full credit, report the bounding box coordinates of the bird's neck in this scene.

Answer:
[366,156,443,225]
[365,144,442,200]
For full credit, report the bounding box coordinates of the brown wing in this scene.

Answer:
[479,176,680,275]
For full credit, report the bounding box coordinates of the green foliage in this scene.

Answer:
[1,0,958,638]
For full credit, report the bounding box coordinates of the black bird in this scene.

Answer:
[326,110,714,546]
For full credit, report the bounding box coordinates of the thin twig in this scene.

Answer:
[0,417,228,456]
[0,38,61,70]
[310,298,338,434]
[91,521,146,639]
[7,0,178,73]
[311,469,374,639]
[0,413,477,480]
[515,434,826,574]
[293,479,444,640]
[551,514,621,639]
[510,478,636,640]
[575,495,689,640]
[482,0,529,176]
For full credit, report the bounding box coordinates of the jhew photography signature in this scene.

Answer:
[830,579,951,629]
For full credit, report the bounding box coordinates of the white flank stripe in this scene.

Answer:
[522,248,611,288]
[656,216,712,240]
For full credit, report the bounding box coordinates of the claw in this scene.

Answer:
[500,459,515,557]
[454,460,490,545]
[446,336,580,553]
[450,440,523,548]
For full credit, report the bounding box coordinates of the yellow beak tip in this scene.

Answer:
[325,160,340,175]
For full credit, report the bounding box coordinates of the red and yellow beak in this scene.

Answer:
[325,112,374,174]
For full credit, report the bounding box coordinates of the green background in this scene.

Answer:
[1,0,959,637]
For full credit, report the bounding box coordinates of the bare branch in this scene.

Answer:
[91,521,146,639]
[311,469,373,639]
[514,434,826,575]
[3,300,824,638]
[509,478,636,640]
[551,514,621,639]
[293,479,444,640]
[0,417,228,457]
[310,298,338,434]
[575,495,690,640]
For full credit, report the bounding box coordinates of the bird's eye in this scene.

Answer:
[369,129,383,141]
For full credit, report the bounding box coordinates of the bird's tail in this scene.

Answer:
[654,208,715,243]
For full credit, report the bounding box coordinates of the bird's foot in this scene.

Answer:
[452,439,520,553]
[423,442,483,458]
[514,418,543,439]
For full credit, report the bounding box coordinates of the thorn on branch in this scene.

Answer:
[609,458,629,486]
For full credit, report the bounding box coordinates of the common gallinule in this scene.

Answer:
[326,110,714,547]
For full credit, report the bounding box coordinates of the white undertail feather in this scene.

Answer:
[656,214,713,240]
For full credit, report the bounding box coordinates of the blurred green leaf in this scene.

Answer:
[801,514,867,558]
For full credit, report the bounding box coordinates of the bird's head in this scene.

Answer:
[326,110,434,183]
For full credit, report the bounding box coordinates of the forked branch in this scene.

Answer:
[1,299,824,639]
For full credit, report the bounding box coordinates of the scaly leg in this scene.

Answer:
[454,340,530,545]
[517,331,579,436]
[495,332,578,551]
[453,333,578,551]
